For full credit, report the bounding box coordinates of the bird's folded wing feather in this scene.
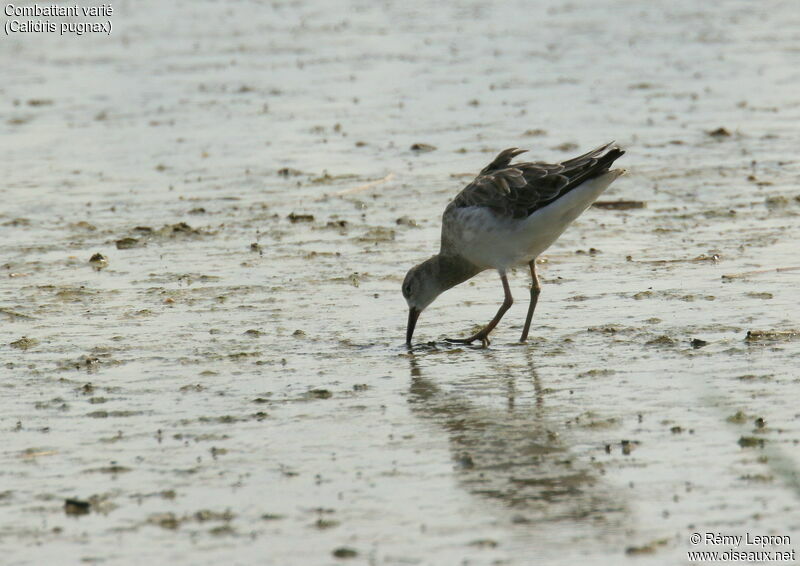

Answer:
[449,142,619,219]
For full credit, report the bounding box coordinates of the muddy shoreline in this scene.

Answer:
[3,1,799,564]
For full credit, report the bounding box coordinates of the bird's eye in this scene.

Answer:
[403,284,411,296]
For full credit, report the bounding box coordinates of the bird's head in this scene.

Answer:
[402,258,443,345]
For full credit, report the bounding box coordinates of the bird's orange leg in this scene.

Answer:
[447,273,513,347]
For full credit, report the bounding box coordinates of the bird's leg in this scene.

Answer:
[447,273,513,347]
[520,260,541,343]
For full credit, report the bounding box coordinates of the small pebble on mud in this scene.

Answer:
[395,216,418,227]
[410,143,436,152]
[621,440,637,455]
[88,253,109,270]
[332,547,358,559]
[707,127,732,137]
[690,338,708,349]
[64,498,91,516]
[115,237,139,250]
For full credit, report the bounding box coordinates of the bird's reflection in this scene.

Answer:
[407,349,624,524]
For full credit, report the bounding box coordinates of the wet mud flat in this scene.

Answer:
[2,1,800,565]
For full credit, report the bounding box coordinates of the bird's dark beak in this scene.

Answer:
[406,307,420,346]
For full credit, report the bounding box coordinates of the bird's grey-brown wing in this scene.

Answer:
[449,142,624,219]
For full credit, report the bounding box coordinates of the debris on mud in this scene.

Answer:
[310,172,359,184]
[745,330,800,343]
[738,436,766,448]
[324,219,348,230]
[592,200,646,210]
[722,266,800,281]
[71,220,97,231]
[87,464,132,475]
[10,336,38,350]
[0,307,32,321]
[645,335,676,347]
[287,212,315,223]
[745,292,773,299]
[727,411,749,424]
[306,389,332,400]
[552,142,578,152]
[468,539,499,548]
[148,512,181,530]
[27,98,53,107]
[625,538,669,555]
[313,518,340,529]
[156,222,211,237]
[358,226,394,242]
[410,143,436,152]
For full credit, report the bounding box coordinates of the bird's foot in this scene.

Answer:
[445,331,491,348]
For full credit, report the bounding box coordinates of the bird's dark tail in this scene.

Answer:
[560,144,625,194]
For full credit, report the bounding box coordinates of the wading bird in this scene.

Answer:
[402,142,625,346]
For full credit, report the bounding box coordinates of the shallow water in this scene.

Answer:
[2,1,800,564]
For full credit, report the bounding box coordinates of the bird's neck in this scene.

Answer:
[431,254,483,293]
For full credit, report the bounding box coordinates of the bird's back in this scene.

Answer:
[439,143,625,268]
[447,142,625,220]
